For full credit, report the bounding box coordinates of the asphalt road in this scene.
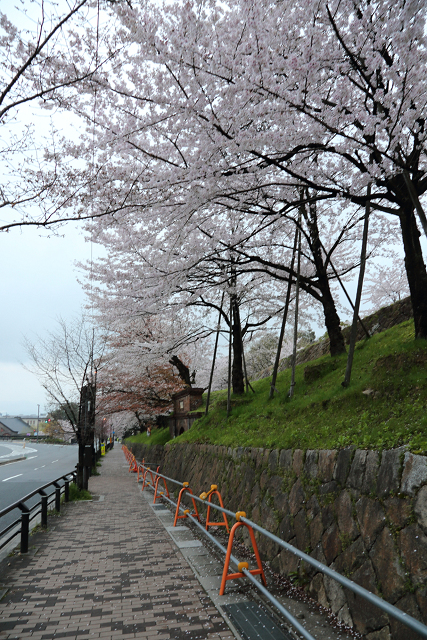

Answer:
[0,442,78,540]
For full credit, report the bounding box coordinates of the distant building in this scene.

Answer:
[20,415,47,432]
[0,417,30,436]
[0,420,18,436]
[169,388,204,438]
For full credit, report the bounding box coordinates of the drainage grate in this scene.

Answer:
[222,602,293,640]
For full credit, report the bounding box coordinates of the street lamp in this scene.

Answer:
[37,404,40,442]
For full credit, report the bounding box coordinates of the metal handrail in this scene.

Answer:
[0,472,75,518]
[0,470,76,553]
[135,459,427,639]
[163,493,315,640]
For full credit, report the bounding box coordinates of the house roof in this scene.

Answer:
[0,417,32,435]
[171,387,205,400]
[0,420,18,435]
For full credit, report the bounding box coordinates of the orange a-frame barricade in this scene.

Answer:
[141,466,159,491]
[123,447,138,473]
[173,483,200,526]
[219,512,266,596]
[200,485,229,533]
[122,445,133,468]
[153,474,170,503]
[137,460,146,482]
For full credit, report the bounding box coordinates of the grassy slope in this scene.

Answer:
[125,320,427,454]
[126,426,171,447]
[175,320,427,453]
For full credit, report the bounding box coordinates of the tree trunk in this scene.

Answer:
[319,277,347,356]
[231,296,245,395]
[305,196,346,357]
[399,204,427,339]
[169,355,192,386]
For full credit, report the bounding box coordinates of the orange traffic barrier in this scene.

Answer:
[122,446,141,474]
[173,483,200,526]
[137,459,146,482]
[141,467,157,490]
[219,512,266,595]
[122,446,138,473]
[200,485,229,533]
[129,455,138,473]
[153,475,170,503]
[122,445,132,465]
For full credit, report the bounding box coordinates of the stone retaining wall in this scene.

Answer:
[127,442,427,640]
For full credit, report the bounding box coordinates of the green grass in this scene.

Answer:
[173,320,427,453]
[125,427,171,447]
[68,483,92,501]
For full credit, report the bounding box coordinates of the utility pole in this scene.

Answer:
[37,404,40,442]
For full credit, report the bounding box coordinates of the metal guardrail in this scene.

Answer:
[132,457,427,640]
[0,471,76,554]
[162,493,314,640]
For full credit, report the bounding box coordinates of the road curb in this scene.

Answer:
[0,456,26,466]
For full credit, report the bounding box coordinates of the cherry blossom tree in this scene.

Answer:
[23,0,425,417]
[81,199,322,395]
[96,315,198,423]
[83,0,426,338]
[52,0,414,360]
[0,0,123,232]
[363,259,410,312]
[270,0,427,337]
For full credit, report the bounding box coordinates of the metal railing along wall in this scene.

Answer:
[0,471,76,554]
[126,451,427,640]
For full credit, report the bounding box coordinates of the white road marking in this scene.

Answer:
[51,460,59,463]
[27,456,37,460]
[2,474,23,482]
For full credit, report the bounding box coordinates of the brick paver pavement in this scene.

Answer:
[0,447,235,640]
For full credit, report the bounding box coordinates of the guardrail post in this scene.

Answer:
[18,502,30,554]
[64,480,70,502]
[40,490,48,528]
[54,483,61,513]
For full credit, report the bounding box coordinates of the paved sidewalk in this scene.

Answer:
[0,447,234,640]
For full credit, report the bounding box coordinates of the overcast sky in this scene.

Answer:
[0,0,100,417]
[0,225,93,416]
